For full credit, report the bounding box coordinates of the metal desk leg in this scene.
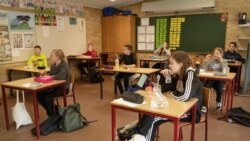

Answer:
[100,70,103,99]
[2,86,10,130]
[32,91,40,139]
[173,119,180,141]
[191,103,197,141]
[111,105,116,141]
[8,70,13,96]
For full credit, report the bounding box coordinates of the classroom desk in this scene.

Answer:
[8,66,50,81]
[8,66,50,95]
[198,72,236,120]
[67,55,101,69]
[228,61,242,93]
[1,78,66,139]
[100,67,161,98]
[111,90,198,141]
[140,58,167,69]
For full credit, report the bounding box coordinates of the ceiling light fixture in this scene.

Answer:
[110,0,116,2]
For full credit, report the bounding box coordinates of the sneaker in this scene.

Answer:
[216,102,222,110]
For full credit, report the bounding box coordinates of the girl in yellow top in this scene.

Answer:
[27,45,48,68]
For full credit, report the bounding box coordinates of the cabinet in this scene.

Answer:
[237,23,250,51]
[102,15,136,53]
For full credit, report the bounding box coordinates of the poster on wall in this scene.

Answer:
[8,12,35,30]
[24,33,35,48]
[0,26,12,61]
[11,33,23,48]
[0,10,8,25]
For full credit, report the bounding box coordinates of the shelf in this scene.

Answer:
[239,23,250,27]
[238,37,250,40]
[238,48,248,51]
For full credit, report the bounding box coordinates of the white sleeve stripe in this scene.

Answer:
[178,71,193,100]
[177,71,193,101]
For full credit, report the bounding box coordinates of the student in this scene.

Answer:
[203,47,226,110]
[27,45,48,68]
[133,51,203,141]
[37,49,70,116]
[151,42,171,69]
[78,43,98,78]
[202,53,212,66]
[115,44,136,94]
[224,42,244,63]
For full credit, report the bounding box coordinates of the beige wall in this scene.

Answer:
[119,0,250,81]
[0,7,102,90]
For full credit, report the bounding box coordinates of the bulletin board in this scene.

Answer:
[0,15,86,64]
[136,13,227,53]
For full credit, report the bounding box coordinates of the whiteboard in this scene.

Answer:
[0,16,86,64]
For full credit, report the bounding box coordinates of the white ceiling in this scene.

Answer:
[62,0,144,9]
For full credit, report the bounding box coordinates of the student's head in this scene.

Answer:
[213,47,224,60]
[123,44,132,55]
[205,53,212,60]
[162,42,169,49]
[228,42,237,53]
[34,45,41,56]
[169,51,192,78]
[87,43,93,51]
[50,49,65,64]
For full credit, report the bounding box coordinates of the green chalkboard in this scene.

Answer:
[137,13,227,53]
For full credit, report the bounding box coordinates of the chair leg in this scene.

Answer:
[155,127,160,141]
[179,127,183,141]
[114,81,117,96]
[205,121,208,141]
[72,90,76,104]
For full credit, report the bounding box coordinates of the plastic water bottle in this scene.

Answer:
[115,57,119,69]
[223,60,228,74]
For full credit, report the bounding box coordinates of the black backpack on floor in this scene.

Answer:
[228,107,250,127]
[31,111,62,136]
[88,66,104,83]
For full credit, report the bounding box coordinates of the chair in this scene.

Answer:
[113,73,141,95]
[53,74,76,110]
[155,87,211,141]
[179,87,211,141]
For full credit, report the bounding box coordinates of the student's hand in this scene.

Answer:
[40,70,47,76]
[160,69,172,77]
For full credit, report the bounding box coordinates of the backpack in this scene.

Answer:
[88,66,104,83]
[228,107,250,127]
[31,111,62,136]
[141,61,149,68]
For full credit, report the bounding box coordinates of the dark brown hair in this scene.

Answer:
[34,45,41,50]
[124,44,132,51]
[229,42,237,48]
[170,51,192,79]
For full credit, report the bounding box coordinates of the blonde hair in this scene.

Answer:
[52,49,65,60]
[214,47,224,55]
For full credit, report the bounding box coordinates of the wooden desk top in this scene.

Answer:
[8,66,50,73]
[198,72,236,80]
[111,90,198,118]
[67,55,100,60]
[140,58,167,62]
[101,67,160,74]
[1,77,65,91]
[227,61,242,67]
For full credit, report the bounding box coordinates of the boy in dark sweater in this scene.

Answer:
[115,45,137,94]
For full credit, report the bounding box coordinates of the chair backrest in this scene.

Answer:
[202,87,211,108]
[68,74,75,94]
